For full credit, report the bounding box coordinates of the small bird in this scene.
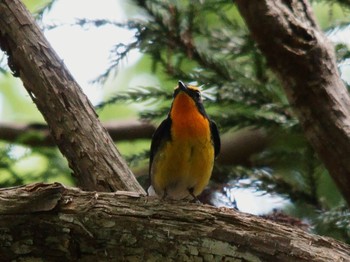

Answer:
[149,81,220,200]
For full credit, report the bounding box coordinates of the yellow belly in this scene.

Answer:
[151,137,214,199]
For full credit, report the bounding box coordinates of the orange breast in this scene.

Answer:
[170,93,210,139]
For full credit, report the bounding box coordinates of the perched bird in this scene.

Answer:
[149,81,220,200]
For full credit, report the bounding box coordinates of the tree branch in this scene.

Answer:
[0,0,144,193]
[0,121,268,169]
[0,183,349,261]
[236,0,350,205]
[0,120,156,147]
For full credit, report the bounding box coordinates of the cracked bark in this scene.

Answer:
[0,183,349,261]
[0,0,144,194]
[236,0,350,205]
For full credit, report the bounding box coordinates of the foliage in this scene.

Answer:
[0,143,72,187]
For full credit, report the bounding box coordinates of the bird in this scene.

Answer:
[148,80,220,200]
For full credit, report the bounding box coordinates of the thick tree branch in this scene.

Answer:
[0,183,349,261]
[236,0,350,205]
[0,0,144,193]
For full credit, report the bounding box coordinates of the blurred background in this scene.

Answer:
[0,0,349,243]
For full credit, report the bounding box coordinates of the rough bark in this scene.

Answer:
[236,0,350,205]
[0,183,349,261]
[0,0,144,194]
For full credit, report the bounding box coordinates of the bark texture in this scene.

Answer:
[236,0,350,205]
[0,183,349,261]
[0,0,144,193]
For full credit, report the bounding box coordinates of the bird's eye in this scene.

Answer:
[193,90,202,102]
[194,90,201,100]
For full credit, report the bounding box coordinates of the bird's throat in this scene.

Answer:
[170,93,209,139]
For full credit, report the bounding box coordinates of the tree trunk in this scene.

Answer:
[236,0,350,205]
[0,183,349,261]
[0,0,144,194]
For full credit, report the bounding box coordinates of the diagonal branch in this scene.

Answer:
[236,0,350,205]
[0,0,144,193]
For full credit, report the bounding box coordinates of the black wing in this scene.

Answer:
[149,117,172,176]
[210,120,220,158]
